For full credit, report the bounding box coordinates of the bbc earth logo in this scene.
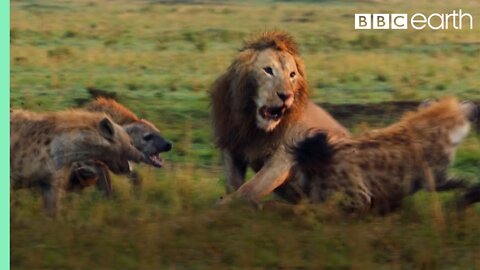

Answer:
[355,10,474,30]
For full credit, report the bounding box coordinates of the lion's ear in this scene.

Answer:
[292,54,309,102]
[294,55,306,79]
[235,49,257,69]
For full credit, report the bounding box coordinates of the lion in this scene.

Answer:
[210,31,349,204]
[10,109,143,215]
[69,97,172,194]
[294,97,477,213]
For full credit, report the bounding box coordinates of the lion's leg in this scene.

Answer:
[232,149,293,202]
[224,151,247,193]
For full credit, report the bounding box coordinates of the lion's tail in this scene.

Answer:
[293,133,335,174]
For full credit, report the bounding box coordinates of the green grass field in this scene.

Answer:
[10,0,480,269]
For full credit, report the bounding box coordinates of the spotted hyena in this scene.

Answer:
[69,98,172,194]
[294,97,477,214]
[10,109,143,215]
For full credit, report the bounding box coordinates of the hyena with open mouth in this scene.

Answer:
[69,98,172,194]
[10,109,143,215]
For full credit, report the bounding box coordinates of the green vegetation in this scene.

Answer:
[11,0,480,269]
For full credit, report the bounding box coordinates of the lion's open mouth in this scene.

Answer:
[144,153,164,168]
[259,106,286,121]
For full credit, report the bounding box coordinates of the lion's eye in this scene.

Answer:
[290,71,296,78]
[263,67,273,76]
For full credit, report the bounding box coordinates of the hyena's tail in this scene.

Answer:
[293,133,335,174]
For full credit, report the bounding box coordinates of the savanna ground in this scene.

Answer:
[10,0,480,269]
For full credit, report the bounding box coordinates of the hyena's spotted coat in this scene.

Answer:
[295,97,477,214]
[10,109,143,215]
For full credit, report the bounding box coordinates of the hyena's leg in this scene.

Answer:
[273,168,308,204]
[273,182,305,204]
[69,161,98,191]
[41,183,57,217]
[93,163,112,196]
[342,188,372,213]
[435,172,469,191]
[456,183,480,209]
[340,169,372,213]
[421,167,468,192]
[69,161,112,196]
[128,170,142,188]
[128,170,146,198]
[42,168,68,217]
[436,178,469,191]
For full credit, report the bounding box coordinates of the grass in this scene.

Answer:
[10,0,480,269]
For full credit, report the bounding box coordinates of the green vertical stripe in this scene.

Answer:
[1,0,10,266]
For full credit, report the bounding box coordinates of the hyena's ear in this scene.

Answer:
[418,98,437,109]
[99,117,115,141]
[461,100,478,122]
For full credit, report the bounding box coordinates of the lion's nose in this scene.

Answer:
[277,91,293,102]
